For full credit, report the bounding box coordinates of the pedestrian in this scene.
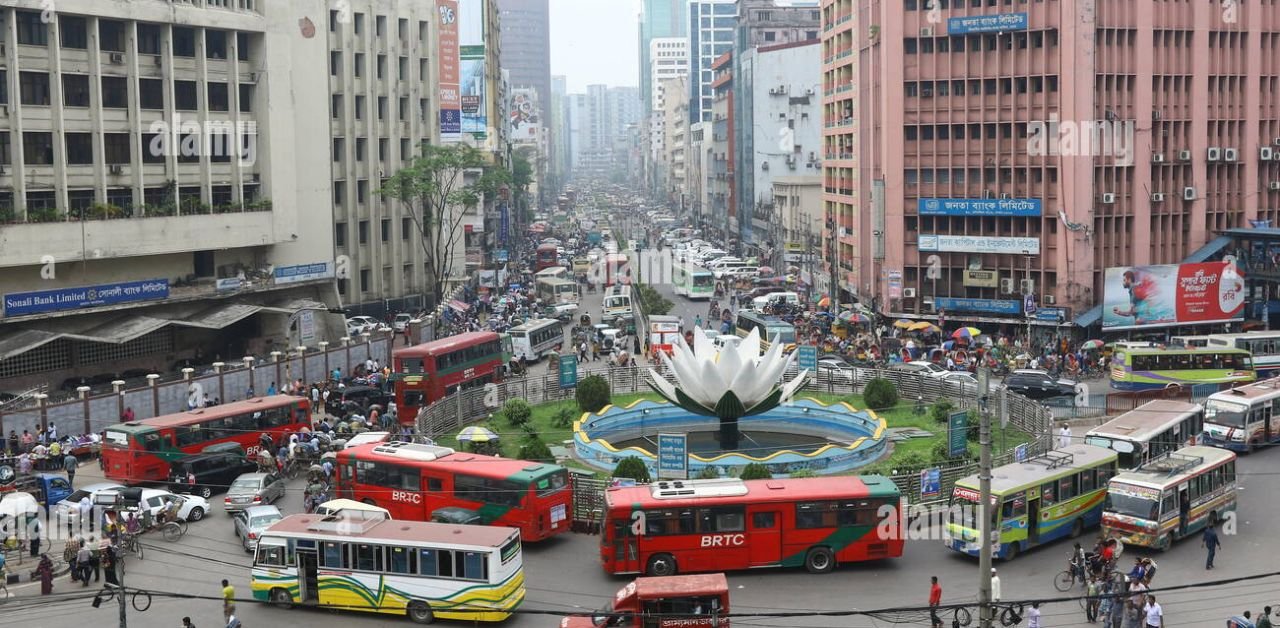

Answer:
[1086,573,1101,622]
[28,517,42,557]
[928,576,942,628]
[63,452,78,486]
[102,545,118,587]
[1058,423,1072,448]
[267,381,277,396]
[1143,594,1163,628]
[182,617,196,628]
[75,541,92,587]
[1258,607,1274,628]
[989,568,1000,602]
[221,578,236,623]
[694,314,703,329]
[1203,521,1222,569]
[35,554,54,595]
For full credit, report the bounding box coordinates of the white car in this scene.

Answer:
[346,316,379,335]
[97,487,211,522]
[54,482,125,525]
[392,313,413,332]
[939,371,984,397]
[726,266,759,279]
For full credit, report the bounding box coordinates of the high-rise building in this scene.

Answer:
[820,0,857,305]
[688,0,738,124]
[550,75,570,188]
[709,51,736,244]
[847,2,1280,329]
[649,38,690,111]
[494,0,551,108]
[638,0,690,114]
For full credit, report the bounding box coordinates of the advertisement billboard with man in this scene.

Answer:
[1101,262,1245,330]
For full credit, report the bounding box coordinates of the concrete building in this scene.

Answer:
[649,37,689,112]
[495,0,553,203]
[638,0,688,118]
[0,0,341,391]
[660,76,690,203]
[736,40,822,263]
[709,51,735,244]
[568,85,640,181]
[648,38,689,194]
[687,120,712,226]
[848,1,1280,329]
[688,0,738,125]
[549,74,569,190]
[820,0,857,307]
[773,175,823,288]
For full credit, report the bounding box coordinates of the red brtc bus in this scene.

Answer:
[536,243,559,271]
[601,476,903,576]
[334,442,572,541]
[392,331,504,425]
[102,396,312,484]
[560,574,731,628]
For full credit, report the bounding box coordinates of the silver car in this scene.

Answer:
[232,505,283,552]
[223,472,286,513]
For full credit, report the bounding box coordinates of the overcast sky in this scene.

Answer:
[550,0,642,93]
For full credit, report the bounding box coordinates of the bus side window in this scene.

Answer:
[698,507,745,533]
[1079,468,1096,494]
[1160,491,1177,521]
[425,477,443,493]
[1001,497,1025,519]
[1041,482,1057,505]
[322,541,346,568]
[1225,461,1236,483]
[1058,476,1077,501]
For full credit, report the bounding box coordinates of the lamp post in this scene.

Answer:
[977,371,995,628]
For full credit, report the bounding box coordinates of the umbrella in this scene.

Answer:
[839,312,870,324]
[908,321,940,333]
[951,327,982,339]
[1081,339,1105,351]
[893,319,914,329]
[818,296,831,307]
[457,426,499,443]
[942,340,957,350]
[758,266,775,275]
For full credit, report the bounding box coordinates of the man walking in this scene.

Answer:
[928,576,943,628]
[1058,423,1072,449]
[221,579,236,623]
[1257,607,1273,628]
[1203,522,1222,570]
[990,568,1001,602]
[62,453,78,486]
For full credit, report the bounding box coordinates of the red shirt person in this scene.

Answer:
[929,576,943,627]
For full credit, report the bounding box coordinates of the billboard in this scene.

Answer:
[459,0,487,137]
[1101,262,1246,330]
[510,88,541,143]
[918,198,1042,217]
[436,0,461,139]
[4,279,169,317]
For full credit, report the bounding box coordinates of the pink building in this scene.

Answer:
[826,0,1280,330]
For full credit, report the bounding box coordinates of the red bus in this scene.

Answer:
[334,442,572,541]
[536,243,559,271]
[560,574,731,628]
[102,396,312,484]
[392,331,504,425]
[600,476,903,576]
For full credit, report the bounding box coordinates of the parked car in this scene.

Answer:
[232,505,284,552]
[326,384,392,416]
[224,472,287,513]
[96,487,210,522]
[168,452,258,499]
[939,371,982,397]
[392,313,414,332]
[1002,369,1078,401]
[53,482,125,526]
[890,361,950,378]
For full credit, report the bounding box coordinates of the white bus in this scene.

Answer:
[1102,446,1237,550]
[672,262,715,300]
[1084,400,1204,469]
[536,277,579,304]
[509,318,564,362]
[1206,331,1280,379]
[535,266,569,281]
[250,514,525,623]
[603,284,635,320]
[1201,379,1280,452]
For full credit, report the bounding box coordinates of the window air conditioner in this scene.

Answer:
[1020,279,1035,294]
[1000,193,1012,199]
[109,52,125,64]
[1151,153,1165,163]
[1150,192,1166,202]
[1270,182,1280,191]
[1208,147,1222,162]
[1101,193,1116,204]
[1043,295,1056,305]
[1000,278,1015,294]
[920,27,934,37]
[1224,148,1238,162]
[108,164,124,175]
[902,288,916,298]
[1178,150,1192,161]
[1183,187,1197,201]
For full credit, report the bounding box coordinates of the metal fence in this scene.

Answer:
[0,334,394,437]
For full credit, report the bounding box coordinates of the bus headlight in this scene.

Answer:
[1231,430,1245,441]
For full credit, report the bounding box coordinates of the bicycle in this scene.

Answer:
[161,519,188,542]
[96,583,152,612]
[1054,559,1084,592]
[121,533,144,560]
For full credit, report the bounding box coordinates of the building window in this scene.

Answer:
[237,33,251,61]
[104,133,131,165]
[175,81,199,110]
[399,97,408,120]
[377,54,387,79]
[381,219,391,242]
[20,72,51,106]
[0,134,9,165]
[354,13,365,35]
[58,16,88,49]
[357,180,368,204]
[399,57,408,81]
[68,190,95,215]
[333,137,345,162]
[330,51,341,77]
[102,77,129,109]
[174,27,197,57]
[356,138,367,162]
[99,20,126,52]
[208,83,230,111]
[376,15,387,37]
[63,75,90,107]
[354,53,364,78]
[24,132,54,165]
[378,96,387,120]
[359,220,369,244]
[360,269,371,293]
[239,84,253,113]
[138,24,162,55]
[333,181,345,206]
[16,11,48,46]
[355,95,365,119]
[379,138,388,161]
[139,79,164,110]
[402,217,411,240]
[140,134,165,164]
[763,31,775,42]
[65,133,93,165]
[107,188,133,210]
[330,10,339,32]
[177,135,200,163]
[401,138,411,160]
[332,94,343,119]
[207,30,228,59]
[335,222,347,247]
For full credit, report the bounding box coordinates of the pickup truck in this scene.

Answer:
[7,473,74,507]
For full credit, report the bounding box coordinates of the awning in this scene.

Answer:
[166,303,263,329]
[0,329,64,360]
[1184,235,1233,263]
[59,315,173,344]
[258,299,329,315]
[449,299,470,313]
[888,311,1068,327]
[1075,305,1103,328]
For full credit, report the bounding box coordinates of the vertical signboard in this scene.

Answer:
[796,345,818,373]
[558,353,578,388]
[920,467,942,500]
[436,0,461,140]
[947,411,969,457]
[459,0,487,138]
[657,433,688,480]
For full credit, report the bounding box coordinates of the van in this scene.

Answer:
[752,291,800,311]
[168,452,256,498]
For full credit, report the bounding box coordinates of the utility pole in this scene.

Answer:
[977,369,994,628]
[117,556,129,628]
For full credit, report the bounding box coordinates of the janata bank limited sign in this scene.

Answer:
[3,279,170,317]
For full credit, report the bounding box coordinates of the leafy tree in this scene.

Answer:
[552,405,578,429]
[929,400,955,424]
[518,437,554,463]
[738,463,773,480]
[636,283,674,316]
[377,143,509,308]
[501,399,533,428]
[863,378,899,411]
[613,456,651,483]
[576,375,611,413]
[696,466,721,479]
[788,469,818,479]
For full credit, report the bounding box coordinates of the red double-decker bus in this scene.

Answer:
[600,476,903,576]
[392,331,504,425]
[334,442,572,541]
[102,396,312,484]
[536,243,559,271]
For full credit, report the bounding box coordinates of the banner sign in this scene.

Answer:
[298,310,317,344]
[797,345,818,373]
[437,0,461,139]
[919,235,1040,255]
[4,278,169,317]
[935,297,1021,315]
[918,198,1042,217]
[1015,443,1028,462]
[947,12,1028,34]
[657,433,688,480]
[274,262,334,285]
[948,411,969,457]
[888,270,903,300]
[494,249,509,262]
[962,269,1000,288]
[1101,262,1245,330]
[500,203,510,245]
[215,277,242,293]
[1035,307,1070,322]
[558,353,578,388]
[920,467,942,500]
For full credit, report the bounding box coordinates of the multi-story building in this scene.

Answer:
[649,37,689,111]
[820,0,858,307]
[638,0,689,118]
[660,76,690,203]
[568,85,640,180]
[687,120,712,227]
[773,176,824,288]
[688,0,738,125]
[851,1,1280,331]
[736,40,822,261]
[0,0,340,391]
[549,75,570,189]
[566,92,588,173]
[709,51,735,244]
[495,0,552,202]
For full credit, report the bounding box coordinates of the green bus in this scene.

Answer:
[1109,341,1255,391]
[672,261,715,300]
[946,444,1118,561]
[734,310,796,353]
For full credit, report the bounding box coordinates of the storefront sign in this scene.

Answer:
[919,235,1040,255]
[887,270,903,300]
[1035,307,1069,322]
[918,198,1042,217]
[934,297,1021,315]
[947,12,1028,34]
[962,269,1000,288]
[4,279,169,316]
[273,262,334,285]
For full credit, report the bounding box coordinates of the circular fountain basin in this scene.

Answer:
[573,397,888,478]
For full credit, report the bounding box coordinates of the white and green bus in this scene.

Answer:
[1102,445,1237,550]
[251,514,525,623]
[946,444,1119,561]
[672,262,715,300]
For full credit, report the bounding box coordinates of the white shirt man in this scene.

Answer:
[1026,604,1041,628]
[1058,425,1072,449]
[990,569,1001,602]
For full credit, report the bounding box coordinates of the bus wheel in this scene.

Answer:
[646,553,677,577]
[1070,518,1084,539]
[1003,542,1019,562]
[804,547,836,574]
[270,588,294,609]
[407,601,434,624]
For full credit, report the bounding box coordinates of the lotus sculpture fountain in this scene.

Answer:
[648,327,810,450]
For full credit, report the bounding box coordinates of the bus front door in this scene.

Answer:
[1027,498,1041,545]
[748,510,782,567]
[298,549,320,604]
[612,520,641,574]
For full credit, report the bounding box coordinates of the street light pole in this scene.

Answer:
[978,373,995,628]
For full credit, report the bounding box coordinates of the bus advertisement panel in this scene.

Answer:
[392,332,504,423]
[648,315,682,357]
[1101,262,1246,330]
[1102,446,1236,550]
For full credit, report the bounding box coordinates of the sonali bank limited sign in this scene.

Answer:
[3,279,170,317]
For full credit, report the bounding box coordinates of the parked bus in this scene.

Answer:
[250,514,525,622]
[1101,446,1237,550]
[603,284,636,321]
[1206,331,1280,379]
[648,315,682,357]
[562,574,731,628]
[537,277,579,305]
[734,310,797,353]
[392,332,504,423]
[673,262,715,300]
[946,444,1118,561]
[600,476,903,576]
[1201,380,1280,452]
[102,396,312,484]
[334,442,571,541]
[1084,400,1204,469]
[1109,341,1254,391]
[536,243,559,271]
[508,318,564,362]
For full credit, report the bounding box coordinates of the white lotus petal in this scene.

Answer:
[649,368,679,400]
[692,327,715,357]
[779,370,809,402]
[665,347,704,398]
[737,328,762,364]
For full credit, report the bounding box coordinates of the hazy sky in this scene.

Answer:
[550,0,642,93]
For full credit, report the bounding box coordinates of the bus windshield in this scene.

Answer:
[535,469,569,497]
[693,274,714,287]
[1105,487,1160,520]
[1205,399,1248,428]
[768,326,795,343]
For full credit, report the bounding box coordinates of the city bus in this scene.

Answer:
[536,277,579,305]
[946,444,1118,561]
[1084,400,1204,469]
[1109,342,1255,391]
[508,318,564,362]
[392,332,504,424]
[562,574,731,628]
[1206,331,1280,379]
[1101,446,1237,550]
[250,514,525,622]
[734,311,797,353]
[535,266,569,282]
[102,396,312,484]
[648,315,682,357]
[673,262,716,300]
[334,442,571,541]
[603,284,636,321]
[600,476,903,576]
[536,243,559,271]
[1201,380,1280,452]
